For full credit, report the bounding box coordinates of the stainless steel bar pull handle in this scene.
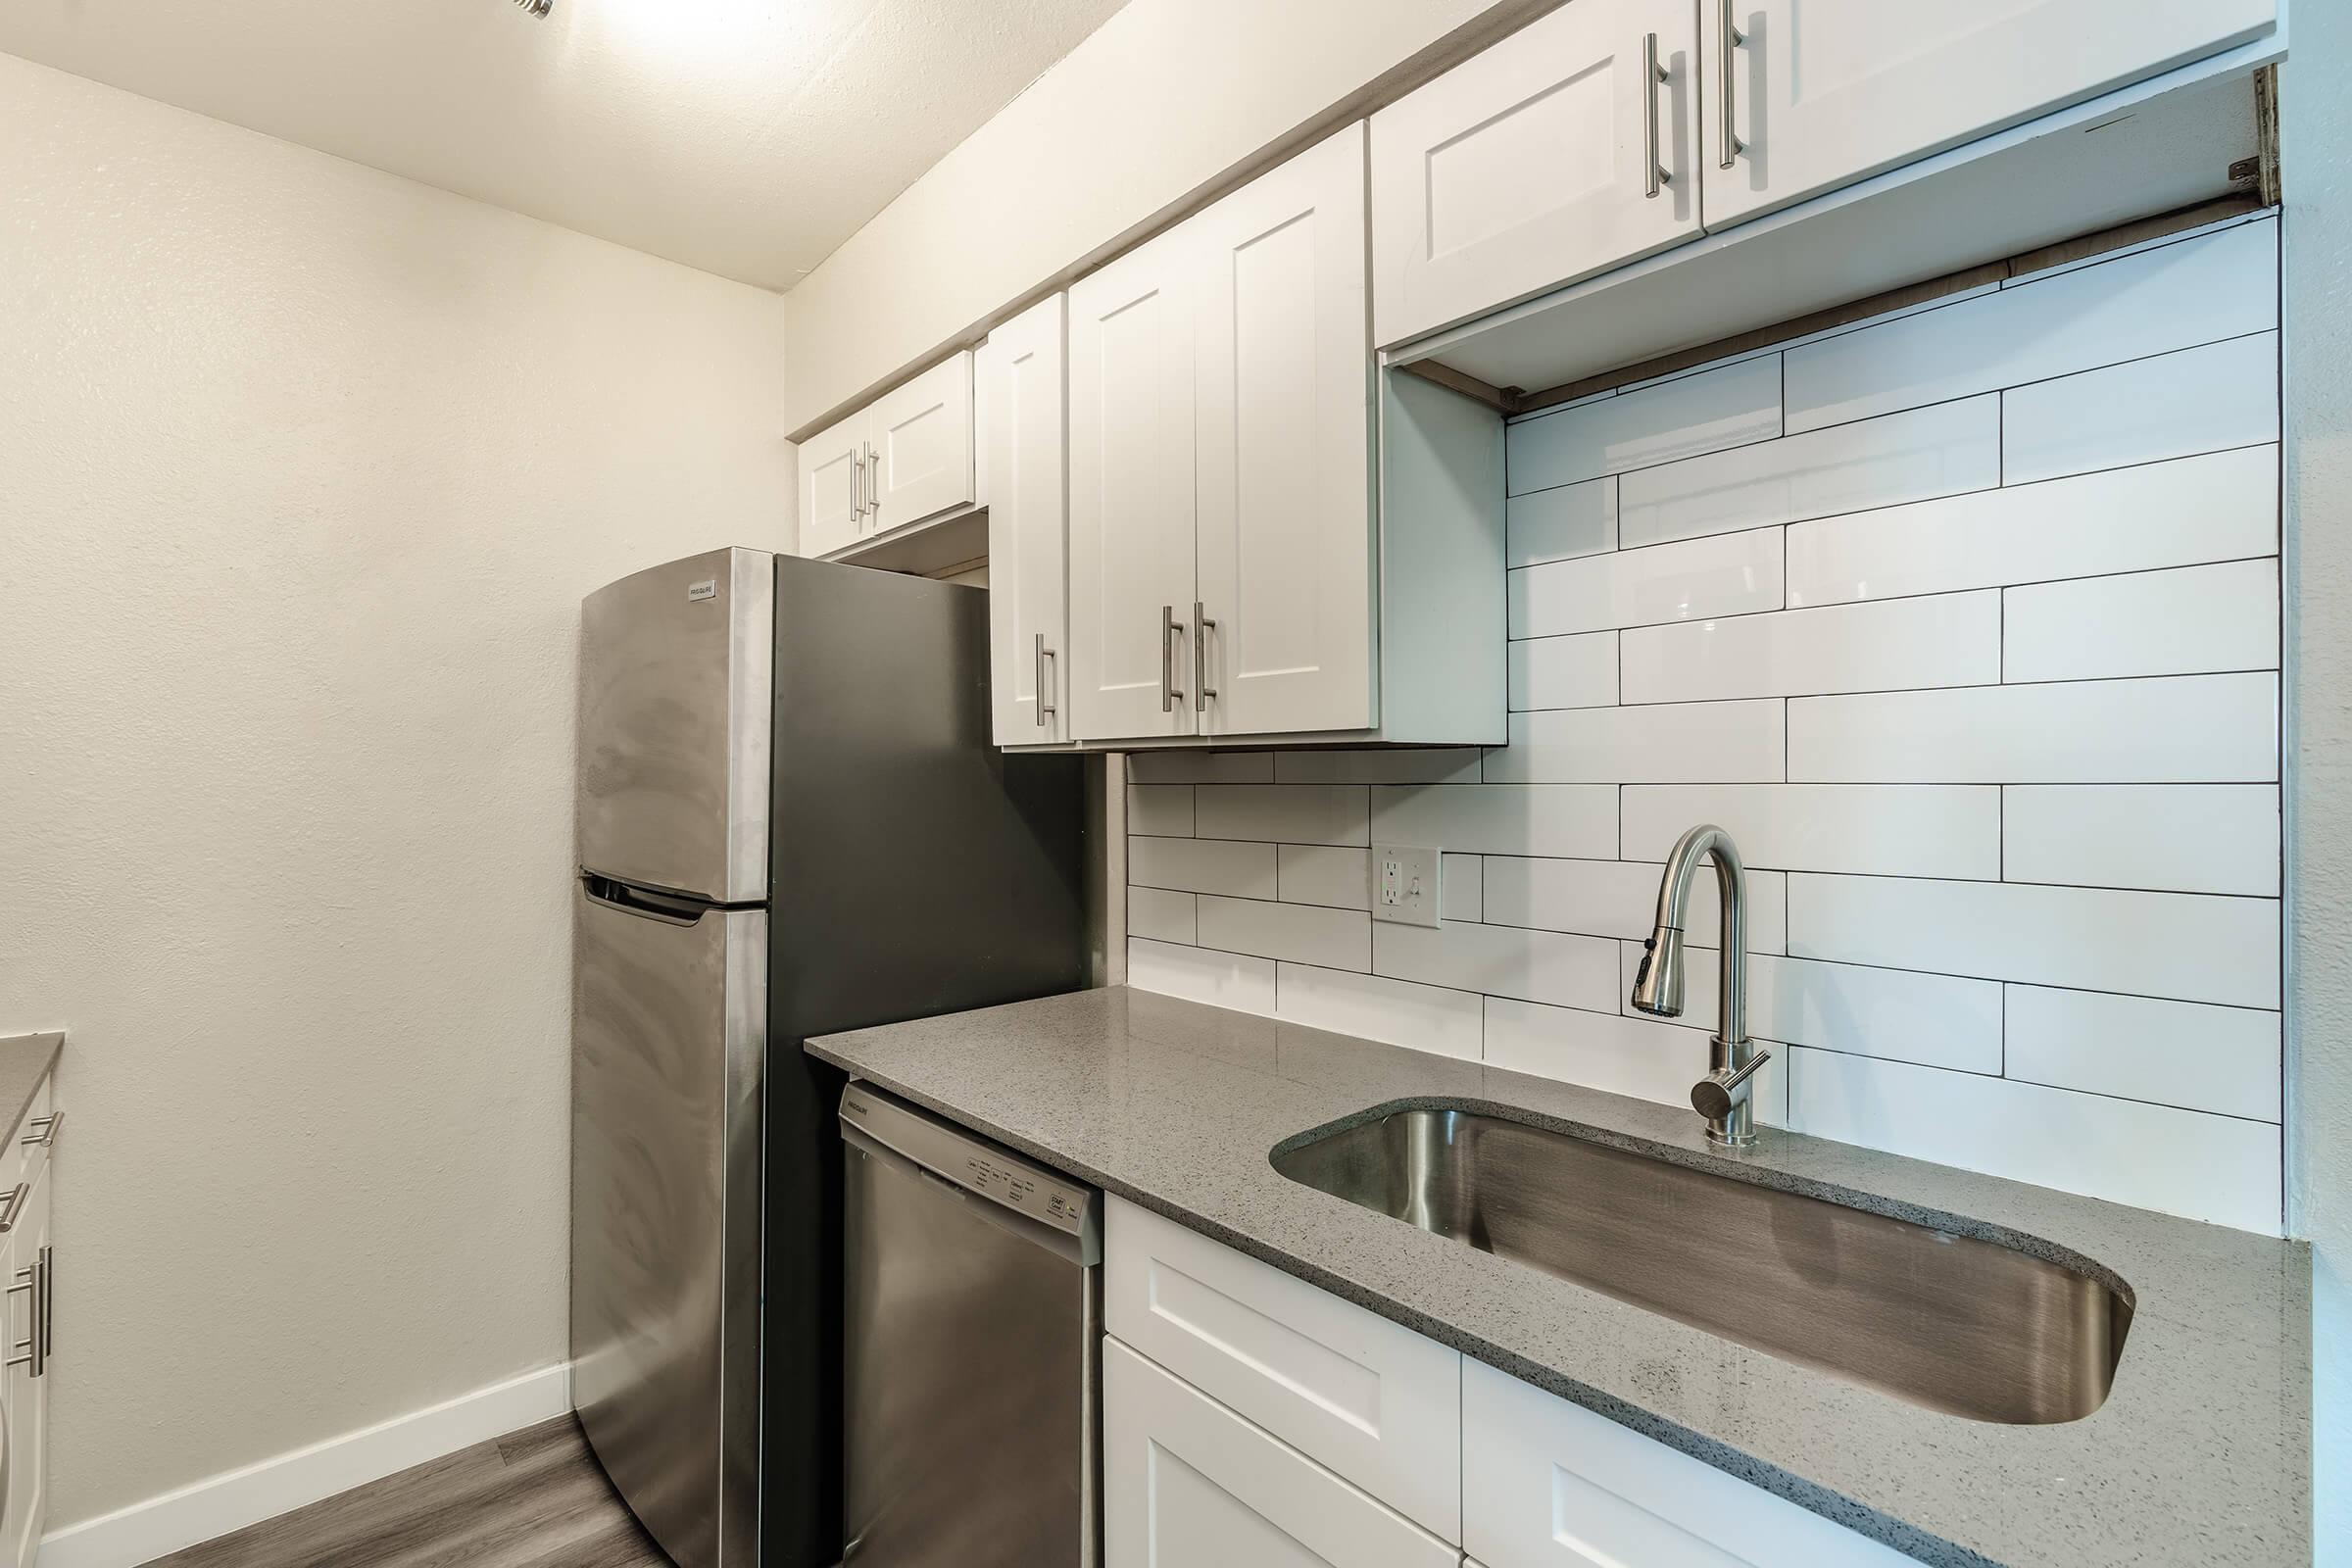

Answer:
[1717,0,1746,169]
[0,1184,26,1236]
[1643,32,1670,199]
[1033,633,1056,729]
[850,449,865,528]
[865,443,883,522]
[21,1113,59,1150]
[1193,603,1216,714]
[1159,605,1185,712]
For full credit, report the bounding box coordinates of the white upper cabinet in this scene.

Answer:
[1069,221,1200,743]
[1194,122,1375,737]
[798,410,868,559]
[868,352,975,533]
[981,295,1070,745]
[797,351,978,559]
[1371,0,1702,349]
[1701,0,2278,228]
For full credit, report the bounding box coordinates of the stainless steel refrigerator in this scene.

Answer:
[570,547,1090,1568]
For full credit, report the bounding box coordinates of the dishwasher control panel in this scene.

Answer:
[841,1080,1098,1239]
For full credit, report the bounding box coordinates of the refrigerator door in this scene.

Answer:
[578,548,773,905]
[572,877,765,1568]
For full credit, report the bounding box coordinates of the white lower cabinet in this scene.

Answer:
[1104,1200,1912,1568]
[0,1075,57,1568]
[1103,1339,1457,1568]
[1104,1197,1460,1540]
[1462,1359,1910,1568]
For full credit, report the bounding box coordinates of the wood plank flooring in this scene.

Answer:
[140,1415,671,1568]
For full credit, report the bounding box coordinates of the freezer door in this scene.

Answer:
[571,879,766,1568]
[578,548,773,904]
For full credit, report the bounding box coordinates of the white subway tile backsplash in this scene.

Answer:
[1620,591,1998,704]
[1127,886,1198,944]
[1787,445,2278,608]
[2002,560,2278,682]
[1509,525,1784,638]
[1125,784,1195,837]
[1506,476,1617,566]
[1130,835,1277,899]
[2003,785,2280,898]
[1486,856,1787,952]
[1128,938,1276,1015]
[1371,784,1618,859]
[1441,855,1483,922]
[1786,1047,2281,1232]
[1783,220,2277,432]
[1484,997,1754,1113]
[1614,946,2003,1075]
[1788,674,2278,784]
[1787,874,2279,1009]
[1126,227,2286,1235]
[1507,357,1782,493]
[1194,784,1370,845]
[1126,750,1275,784]
[1278,845,1370,910]
[2004,984,2281,1122]
[1274,749,1484,784]
[1617,396,1999,549]
[1276,963,1485,1061]
[1373,920,1617,1011]
[2002,331,2278,485]
[1509,632,1619,710]
[1197,896,1371,971]
[1621,784,2000,879]
[1485,702,1786,784]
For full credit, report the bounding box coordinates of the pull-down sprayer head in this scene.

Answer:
[1630,924,1687,1017]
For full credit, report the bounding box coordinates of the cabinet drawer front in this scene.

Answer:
[1105,1197,1461,1542]
[1371,0,1702,348]
[1463,1360,1909,1568]
[1105,1338,1457,1568]
[0,1076,49,1209]
[1701,0,2278,229]
[871,351,975,532]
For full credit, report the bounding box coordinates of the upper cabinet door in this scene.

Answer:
[1370,0,1702,349]
[1701,0,2278,228]
[1069,226,1199,742]
[1194,123,1375,738]
[869,351,975,533]
[981,296,1070,745]
[798,410,868,558]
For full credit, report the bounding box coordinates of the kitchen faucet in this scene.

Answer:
[1630,824,1770,1148]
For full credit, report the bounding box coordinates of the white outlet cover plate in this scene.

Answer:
[1371,844,1443,928]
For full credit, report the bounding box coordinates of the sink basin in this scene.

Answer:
[1271,1104,2132,1425]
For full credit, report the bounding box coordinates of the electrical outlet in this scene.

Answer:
[1370,844,1442,928]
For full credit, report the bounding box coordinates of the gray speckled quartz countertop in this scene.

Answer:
[808,987,2311,1568]
[0,1035,61,1149]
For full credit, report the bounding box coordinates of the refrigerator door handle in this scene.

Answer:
[581,873,710,926]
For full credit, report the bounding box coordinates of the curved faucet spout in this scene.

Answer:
[1630,824,1768,1149]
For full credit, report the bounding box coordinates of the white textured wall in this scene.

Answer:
[779,0,1552,436]
[0,54,793,1528]
[2282,10,2352,1558]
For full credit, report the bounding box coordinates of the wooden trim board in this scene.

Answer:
[38,1363,573,1568]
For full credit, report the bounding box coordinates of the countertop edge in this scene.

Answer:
[805,1034,2005,1568]
[0,1034,62,1152]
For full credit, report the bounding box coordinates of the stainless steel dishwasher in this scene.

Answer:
[838,1082,1101,1567]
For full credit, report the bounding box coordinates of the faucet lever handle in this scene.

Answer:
[1691,1047,1770,1123]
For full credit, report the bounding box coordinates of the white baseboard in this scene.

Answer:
[39,1362,574,1568]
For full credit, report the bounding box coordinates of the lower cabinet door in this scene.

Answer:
[1463,1360,1910,1568]
[0,1155,48,1568]
[1105,1338,1457,1568]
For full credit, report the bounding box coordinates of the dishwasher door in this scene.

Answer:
[839,1082,1101,1568]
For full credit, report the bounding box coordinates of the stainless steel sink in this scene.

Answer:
[1271,1105,2132,1425]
